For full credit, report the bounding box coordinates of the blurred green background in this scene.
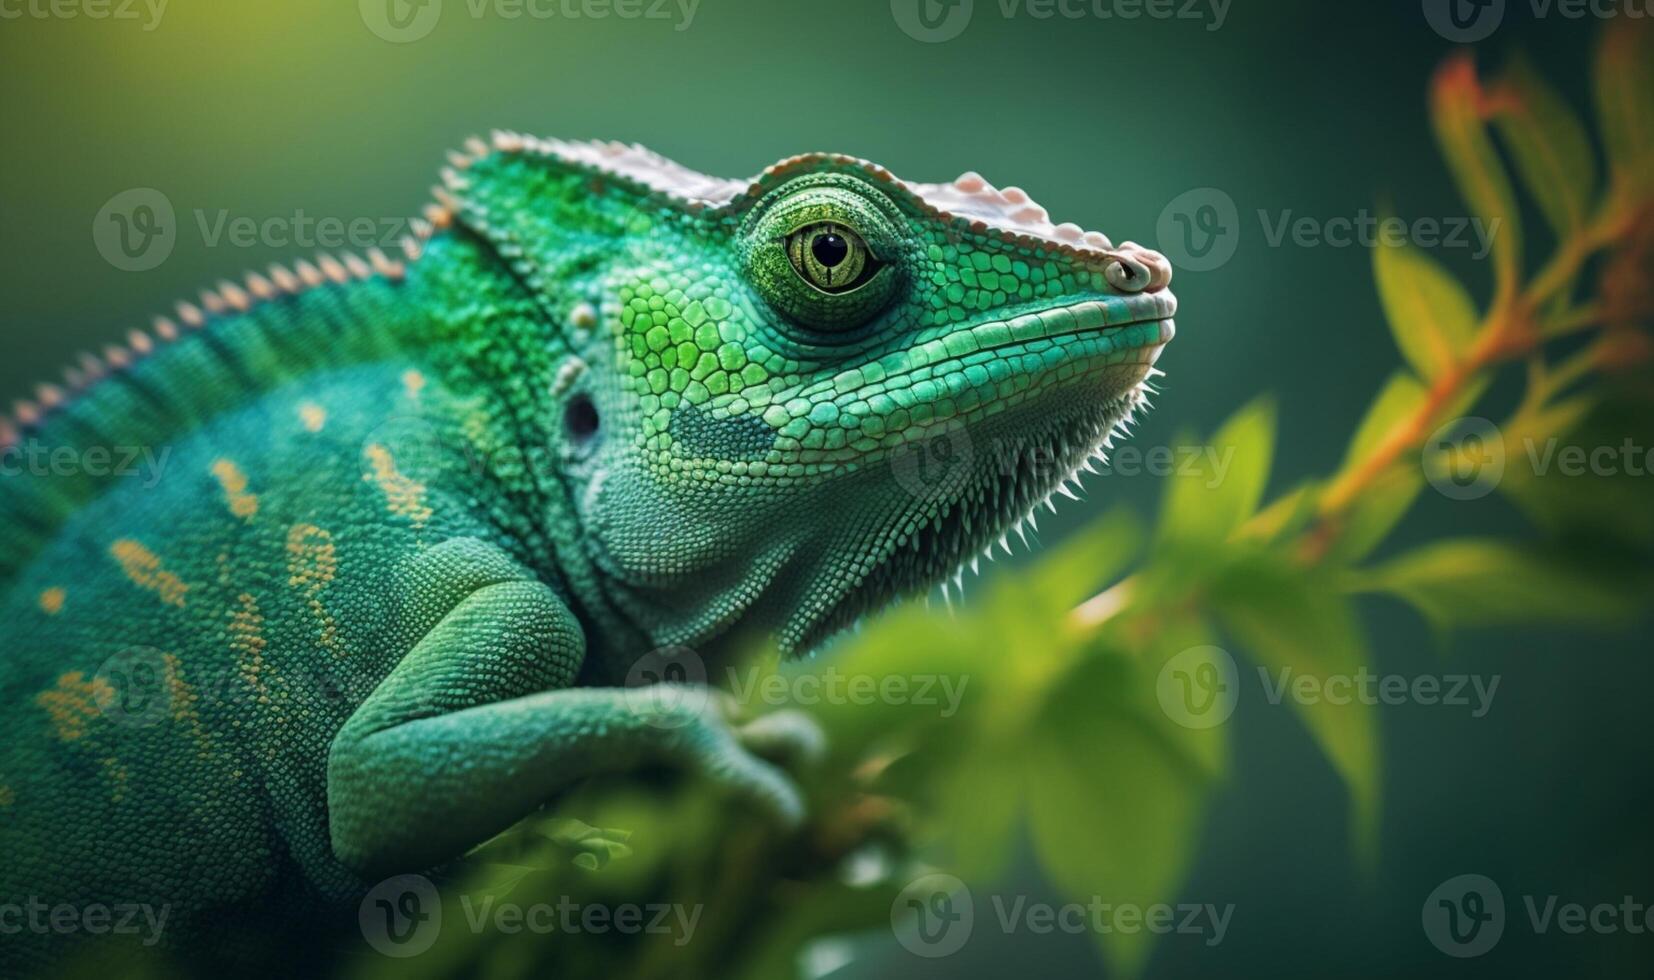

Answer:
[1,1,1648,976]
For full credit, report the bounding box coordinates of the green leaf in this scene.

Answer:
[1431,53,1523,297]
[1209,554,1380,864]
[1372,239,1479,379]
[934,742,1024,880]
[1595,19,1654,197]
[1493,53,1598,237]
[1328,468,1424,565]
[1343,372,1426,471]
[1027,506,1146,612]
[1024,642,1219,978]
[1159,397,1277,544]
[1241,480,1321,543]
[1350,538,1645,628]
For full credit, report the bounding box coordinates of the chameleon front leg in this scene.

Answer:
[326,538,813,878]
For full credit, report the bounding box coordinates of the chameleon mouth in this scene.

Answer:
[762,291,1175,476]
[790,384,1145,654]
[870,290,1176,378]
[782,294,1175,655]
[974,291,1177,350]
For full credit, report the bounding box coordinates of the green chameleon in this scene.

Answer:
[0,136,1174,968]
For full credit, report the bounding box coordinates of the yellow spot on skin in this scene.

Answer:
[110,539,190,607]
[35,675,129,801]
[38,587,66,615]
[227,593,288,760]
[102,757,128,803]
[36,672,111,742]
[229,593,268,698]
[287,524,342,653]
[401,369,427,401]
[0,784,14,808]
[298,401,328,433]
[363,444,433,527]
[211,459,259,520]
[162,653,212,760]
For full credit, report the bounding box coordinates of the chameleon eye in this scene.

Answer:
[740,181,903,334]
[785,222,879,294]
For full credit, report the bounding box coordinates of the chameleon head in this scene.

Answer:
[450,138,1174,659]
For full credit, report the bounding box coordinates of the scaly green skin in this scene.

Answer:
[0,138,1174,969]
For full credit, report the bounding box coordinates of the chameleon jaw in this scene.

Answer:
[782,378,1152,657]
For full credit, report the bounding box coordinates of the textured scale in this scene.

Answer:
[0,136,1174,970]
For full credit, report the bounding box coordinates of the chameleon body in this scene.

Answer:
[0,136,1174,968]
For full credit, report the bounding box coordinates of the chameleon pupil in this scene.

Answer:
[811,232,849,268]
